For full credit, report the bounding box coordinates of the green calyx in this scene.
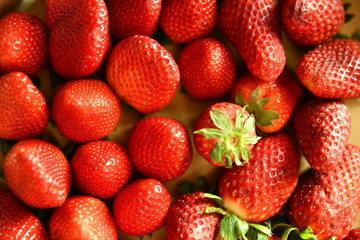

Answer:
[272,223,336,240]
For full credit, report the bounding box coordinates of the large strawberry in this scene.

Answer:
[296,39,360,99]
[128,116,192,182]
[344,228,360,240]
[45,0,75,30]
[218,0,285,82]
[0,72,49,141]
[106,35,180,114]
[51,79,121,143]
[4,139,71,208]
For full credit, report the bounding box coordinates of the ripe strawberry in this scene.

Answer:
[194,102,260,168]
[45,0,75,30]
[160,0,217,44]
[0,189,49,240]
[4,139,71,208]
[106,35,180,114]
[48,0,111,79]
[128,116,192,182]
[344,228,360,240]
[51,79,121,143]
[49,195,118,240]
[71,140,132,199]
[287,144,360,240]
[292,98,351,173]
[230,71,303,133]
[178,38,236,100]
[282,0,345,47]
[0,12,48,76]
[296,39,360,99]
[107,0,162,41]
[218,0,285,82]
[113,178,171,236]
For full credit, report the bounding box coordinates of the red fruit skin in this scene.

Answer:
[179,38,236,100]
[51,79,121,143]
[344,228,360,240]
[106,35,180,114]
[218,133,300,222]
[282,0,344,47]
[292,98,351,173]
[0,12,48,76]
[287,144,360,240]
[160,0,217,44]
[128,116,192,182]
[107,0,162,41]
[49,195,118,240]
[296,39,360,99]
[113,179,171,236]
[165,192,222,240]
[4,139,71,208]
[0,190,49,240]
[219,0,285,82]
[0,72,49,141]
[71,140,132,199]
[45,0,76,30]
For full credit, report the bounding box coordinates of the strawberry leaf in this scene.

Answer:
[345,13,355,23]
[343,2,352,11]
[254,109,280,127]
[204,193,223,207]
[211,109,233,133]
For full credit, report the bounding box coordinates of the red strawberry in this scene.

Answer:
[292,98,351,173]
[282,0,345,47]
[107,0,162,41]
[178,37,236,100]
[0,12,48,76]
[128,116,192,182]
[113,178,171,236]
[51,79,121,143]
[296,39,360,99]
[71,140,132,199]
[194,102,261,168]
[160,0,217,44]
[230,71,303,133]
[0,189,49,240]
[106,35,180,114]
[344,228,360,240]
[219,0,285,82]
[0,72,49,141]
[49,195,118,240]
[45,0,75,30]
[4,139,71,208]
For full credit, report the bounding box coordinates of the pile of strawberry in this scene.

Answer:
[0,0,360,239]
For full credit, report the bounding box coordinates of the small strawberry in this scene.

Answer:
[49,195,118,240]
[128,116,192,182]
[4,139,71,208]
[71,140,132,199]
[178,38,236,100]
[344,228,360,240]
[0,72,49,141]
[106,35,180,114]
[51,79,121,143]
[292,98,351,173]
[296,39,360,99]
[113,178,171,236]
[0,12,48,76]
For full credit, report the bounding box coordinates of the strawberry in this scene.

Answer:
[194,102,261,168]
[281,0,345,47]
[0,189,49,240]
[107,0,162,41]
[230,71,303,133]
[128,116,192,182]
[45,0,76,30]
[49,195,118,240]
[287,144,360,240]
[292,98,351,173]
[344,228,360,240]
[51,79,121,143]
[218,0,285,82]
[106,35,180,114]
[296,39,360,99]
[0,12,48,76]
[71,140,132,199]
[0,72,49,141]
[178,37,236,100]
[4,139,71,208]
[113,178,171,236]
[159,0,217,44]
[48,0,111,79]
